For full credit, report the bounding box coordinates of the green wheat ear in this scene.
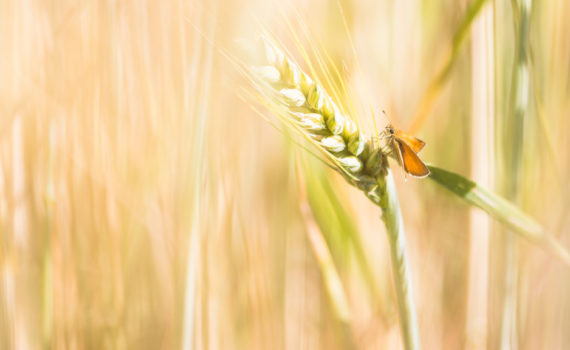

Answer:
[246,37,422,350]
[249,38,390,203]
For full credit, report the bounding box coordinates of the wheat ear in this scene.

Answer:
[248,38,421,350]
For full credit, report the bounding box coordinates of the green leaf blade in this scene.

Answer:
[427,165,570,266]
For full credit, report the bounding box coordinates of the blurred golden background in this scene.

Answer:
[1,0,569,349]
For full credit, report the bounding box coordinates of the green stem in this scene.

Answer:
[377,169,421,350]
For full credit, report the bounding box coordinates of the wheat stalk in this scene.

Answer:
[246,38,421,350]
[500,0,532,348]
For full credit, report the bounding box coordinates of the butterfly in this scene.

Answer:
[383,124,430,178]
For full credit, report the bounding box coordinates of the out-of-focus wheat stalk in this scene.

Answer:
[296,161,357,349]
[302,157,394,324]
[466,1,494,348]
[182,15,216,350]
[499,0,532,348]
[408,0,488,133]
[245,37,421,350]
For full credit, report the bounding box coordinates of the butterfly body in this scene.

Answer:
[384,125,430,178]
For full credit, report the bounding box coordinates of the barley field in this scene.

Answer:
[1,0,570,349]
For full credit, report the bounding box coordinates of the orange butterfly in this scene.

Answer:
[383,124,430,178]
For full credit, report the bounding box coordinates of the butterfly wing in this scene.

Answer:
[394,129,426,153]
[396,139,430,178]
